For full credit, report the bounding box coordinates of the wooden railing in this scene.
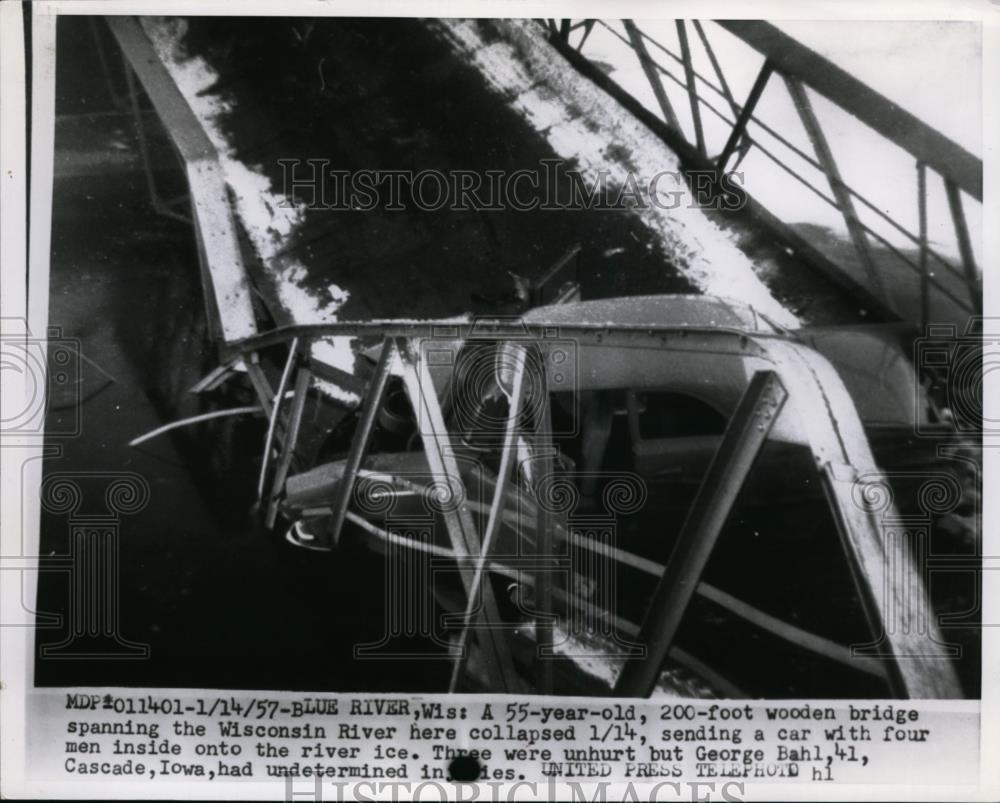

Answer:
[544,19,983,325]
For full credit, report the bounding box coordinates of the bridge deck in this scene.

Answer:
[134,16,882,344]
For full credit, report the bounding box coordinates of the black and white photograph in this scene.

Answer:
[0,1,996,799]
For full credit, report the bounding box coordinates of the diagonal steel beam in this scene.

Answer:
[613,370,787,697]
[266,366,312,529]
[448,343,529,691]
[257,337,298,500]
[397,338,518,692]
[244,353,275,417]
[715,60,772,173]
[693,21,739,119]
[327,338,394,546]
[576,19,597,52]
[692,20,750,166]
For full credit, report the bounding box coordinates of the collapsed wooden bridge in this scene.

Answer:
[43,15,981,697]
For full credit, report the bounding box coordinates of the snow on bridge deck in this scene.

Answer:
[140,15,804,388]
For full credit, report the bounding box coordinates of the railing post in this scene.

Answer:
[693,21,738,117]
[676,21,706,157]
[715,60,773,173]
[944,179,982,314]
[576,19,596,52]
[693,20,748,164]
[784,77,892,310]
[624,20,680,130]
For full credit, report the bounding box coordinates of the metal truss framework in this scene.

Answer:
[97,14,966,698]
[545,19,983,324]
[237,320,963,699]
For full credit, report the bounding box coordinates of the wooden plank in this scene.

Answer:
[822,462,963,697]
[106,17,258,342]
[763,338,963,698]
[697,583,888,680]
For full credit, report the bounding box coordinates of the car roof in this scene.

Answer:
[522,294,778,332]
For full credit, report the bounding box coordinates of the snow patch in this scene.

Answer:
[142,18,357,402]
[437,20,800,330]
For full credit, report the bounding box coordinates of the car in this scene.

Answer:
[217,293,971,698]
